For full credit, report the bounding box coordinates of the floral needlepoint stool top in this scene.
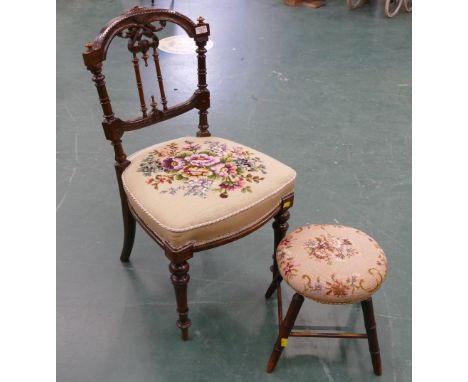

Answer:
[277,224,388,304]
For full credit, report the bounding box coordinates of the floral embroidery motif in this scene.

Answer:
[282,259,299,280]
[303,234,360,265]
[376,252,388,271]
[277,239,300,280]
[302,269,384,299]
[137,140,267,198]
[279,256,299,280]
[326,273,359,296]
[302,275,326,295]
[279,238,294,249]
[276,238,295,262]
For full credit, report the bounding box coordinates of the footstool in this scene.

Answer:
[266,224,388,375]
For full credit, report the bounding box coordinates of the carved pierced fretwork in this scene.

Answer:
[117,22,165,64]
[117,21,168,115]
[83,7,212,143]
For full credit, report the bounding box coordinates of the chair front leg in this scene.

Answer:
[265,208,291,298]
[166,245,193,341]
[266,293,304,373]
[361,298,383,376]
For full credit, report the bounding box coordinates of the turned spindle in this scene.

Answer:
[150,95,158,113]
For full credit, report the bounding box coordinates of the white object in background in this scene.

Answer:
[158,35,214,55]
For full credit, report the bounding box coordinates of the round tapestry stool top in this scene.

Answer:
[276,224,388,304]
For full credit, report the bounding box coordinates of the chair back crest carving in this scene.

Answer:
[83,7,211,168]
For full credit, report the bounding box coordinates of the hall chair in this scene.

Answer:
[82,7,296,340]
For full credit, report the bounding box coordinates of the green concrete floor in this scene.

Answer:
[57,0,411,381]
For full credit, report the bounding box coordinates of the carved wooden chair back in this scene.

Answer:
[82,7,211,172]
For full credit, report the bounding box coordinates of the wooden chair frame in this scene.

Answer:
[265,276,383,375]
[82,6,294,341]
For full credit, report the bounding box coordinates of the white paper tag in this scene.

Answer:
[195,25,208,35]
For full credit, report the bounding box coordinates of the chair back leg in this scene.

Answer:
[116,167,136,262]
[265,207,291,298]
[119,204,136,262]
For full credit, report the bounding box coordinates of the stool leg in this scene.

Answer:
[266,293,304,373]
[361,298,383,376]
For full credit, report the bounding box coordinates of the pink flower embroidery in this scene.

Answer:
[231,146,246,157]
[282,260,298,280]
[188,153,220,167]
[219,179,244,191]
[212,162,237,177]
[182,142,202,151]
[304,235,359,264]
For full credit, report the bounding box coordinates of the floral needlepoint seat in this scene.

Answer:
[277,224,388,304]
[122,136,296,250]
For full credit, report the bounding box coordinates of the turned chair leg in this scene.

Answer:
[361,298,383,376]
[266,293,304,373]
[169,259,192,340]
[265,209,290,298]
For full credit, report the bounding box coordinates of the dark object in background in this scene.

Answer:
[284,0,326,8]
